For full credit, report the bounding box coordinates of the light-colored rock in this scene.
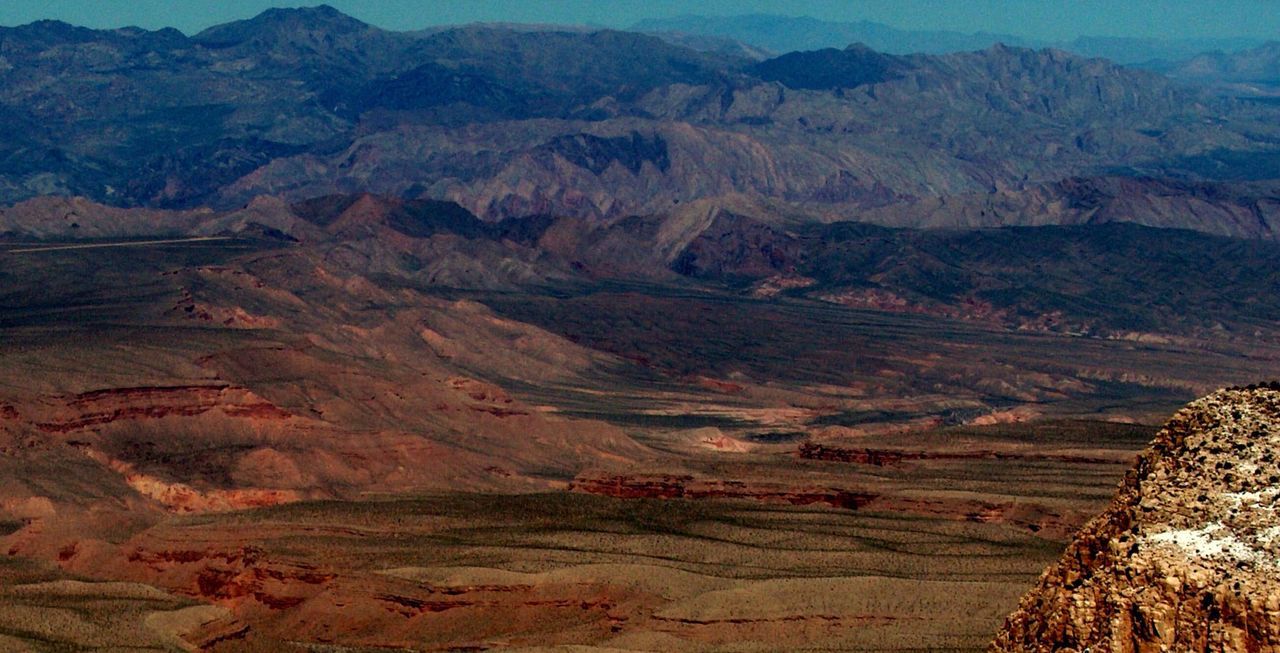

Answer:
[992,384,1280,652]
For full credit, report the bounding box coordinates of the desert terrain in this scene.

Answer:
[0,221,1266,651]
[2,4,1280,651]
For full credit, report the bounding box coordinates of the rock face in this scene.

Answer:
[991,385,1280,652]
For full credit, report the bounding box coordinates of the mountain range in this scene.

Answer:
[634,14,1267,64]
[1,5,1279,233]
[1162,40,1280,96]
[3,6,1280,651]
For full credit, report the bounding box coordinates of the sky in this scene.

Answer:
[0,0,1277,41]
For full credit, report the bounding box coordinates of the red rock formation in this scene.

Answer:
[102,544,337,612]
[445,377,531,417]
[32,385,291,433]
[572,472,1087,538]
[569,473,878,509]
[869,496,1084,539]
[799,442,1124,466]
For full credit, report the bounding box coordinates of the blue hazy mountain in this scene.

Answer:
[634,14,1264,64]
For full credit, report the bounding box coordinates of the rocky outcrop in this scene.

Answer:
[30,385,292,433]
[991,385,1280,652]
[74,543,339,615]
[798,442,1124,466]
[571,472,1085,537]
[569,473,878,509]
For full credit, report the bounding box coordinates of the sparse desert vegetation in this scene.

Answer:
[2,3,1280,651]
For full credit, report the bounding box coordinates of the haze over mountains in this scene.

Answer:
[635,14,1267,64]
[1,4,1279,223]
[1162,41,1280,96]
[2,4,1280,651]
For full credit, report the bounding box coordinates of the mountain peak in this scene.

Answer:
[843,41,878,53]
[1,18,101,43]
[193,4,372,46]
[255,4,353,23]
[982,41,1024,55]
[751,44,906,90]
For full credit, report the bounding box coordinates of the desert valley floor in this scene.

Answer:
[0,232,1271,651]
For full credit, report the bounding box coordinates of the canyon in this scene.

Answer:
[1,5,1280,652]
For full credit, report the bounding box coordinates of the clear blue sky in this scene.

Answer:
[0,1,1276,41]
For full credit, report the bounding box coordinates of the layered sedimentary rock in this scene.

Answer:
[571,471,1087,538]
[992,385,1280,651]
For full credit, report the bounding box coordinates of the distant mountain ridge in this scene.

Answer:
[6,192,1280,341]
[635,14,1034,57]
[1163,41,1280,97]
[0,5,1278,238]
[633,14,1265,63]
